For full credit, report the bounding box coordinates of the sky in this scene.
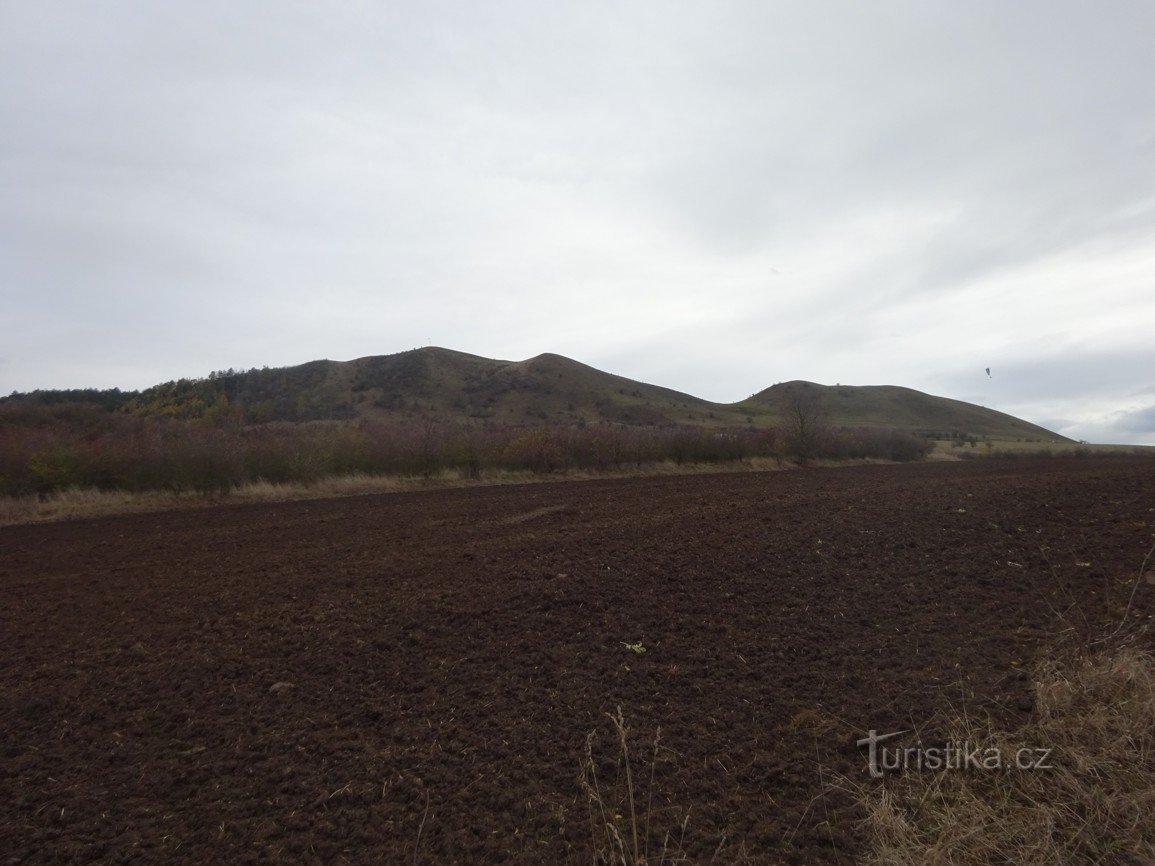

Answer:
[2,2,1154,444]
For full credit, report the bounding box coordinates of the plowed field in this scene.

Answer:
[2,458,1153,863]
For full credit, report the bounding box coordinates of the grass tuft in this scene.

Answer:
[579,707,690,865]
[854,639,1155,865]
[577,707,755,865]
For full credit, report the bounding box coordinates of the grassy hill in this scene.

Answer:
[339,348,737,426]
[741,380,1068,442]
[3,347,1069,442]
[106,347,754,427]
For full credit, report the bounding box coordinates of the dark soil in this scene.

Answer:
[2,458,1153,864]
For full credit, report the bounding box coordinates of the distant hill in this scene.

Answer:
[741,380,1066,441]
[341,348,736,426]
[100,347,749,427]
[1,347,1071,442]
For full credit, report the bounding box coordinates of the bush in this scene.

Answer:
[0,403,936,499]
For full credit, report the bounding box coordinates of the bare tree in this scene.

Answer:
[785,387,827,465]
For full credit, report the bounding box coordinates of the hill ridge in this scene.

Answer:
[1,347,1071,442]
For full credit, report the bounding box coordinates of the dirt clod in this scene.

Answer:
[1,458,1151,863]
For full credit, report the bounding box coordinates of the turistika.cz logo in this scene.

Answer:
[857,729,1054,778]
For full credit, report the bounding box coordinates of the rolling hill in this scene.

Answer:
[3,347,1071,442]
[741,380,1066,441]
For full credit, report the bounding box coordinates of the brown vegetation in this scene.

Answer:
[854,640,1155,864]
[0,398,934,499]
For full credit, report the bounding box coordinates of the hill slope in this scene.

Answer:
[344,348,735,426]
[3,348,1070,441]
[110,347,750,427]
[742,380,1066,441]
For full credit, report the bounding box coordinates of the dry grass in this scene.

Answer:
[578,707,753,865]
[579,707,689,866]
[0,486,203,526]
[0,461,800,527]
[853,639,1155,865]
[931,439,1155,459]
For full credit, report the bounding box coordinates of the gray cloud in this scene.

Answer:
[2,1,1153,443]
[1057,403,1155,446]
[1108,404,1155,436]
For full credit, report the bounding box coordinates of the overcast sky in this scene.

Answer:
[3,2,1154,443]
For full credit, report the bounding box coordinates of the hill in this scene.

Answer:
[99,347,752,427]
[2,347,1070,442]
[341,348,737,426]
[742,380,1066,442]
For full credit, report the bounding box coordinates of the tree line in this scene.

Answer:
[0,399,933,497]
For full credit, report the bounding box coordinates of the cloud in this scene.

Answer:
[1,1,1153,441]
[1057,402,1155,446]
[1105,403,1155,436]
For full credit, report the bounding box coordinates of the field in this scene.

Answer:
[2,458,1153,863]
